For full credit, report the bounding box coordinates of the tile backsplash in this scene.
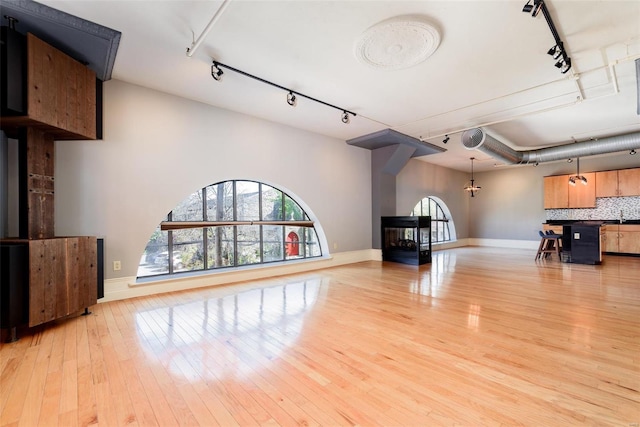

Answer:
[546,196,640,221]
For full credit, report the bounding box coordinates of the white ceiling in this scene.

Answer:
[43,0,640,171]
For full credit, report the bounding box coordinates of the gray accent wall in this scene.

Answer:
[395,159,471,242]
[54,80,372,279]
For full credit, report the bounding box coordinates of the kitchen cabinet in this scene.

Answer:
[595,168,640,197]
[562,223,603,265]
[602,224,640,255]
[544,175,569,208]
[544,173,596,209]
[568,172,596,208]
[1,33,96,140]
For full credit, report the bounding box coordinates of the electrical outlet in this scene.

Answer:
[113,260,121,271]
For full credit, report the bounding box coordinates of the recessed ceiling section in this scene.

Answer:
[354,16,440,71]
[1,0,120,81]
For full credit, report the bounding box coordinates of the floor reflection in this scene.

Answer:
[135,280,320,381]
[409,249,458,299]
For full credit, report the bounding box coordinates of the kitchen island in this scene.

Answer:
[560,222,604,265]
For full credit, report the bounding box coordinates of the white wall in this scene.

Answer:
[55,80,372,280]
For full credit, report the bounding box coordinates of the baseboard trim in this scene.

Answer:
[101,249,380,302]
[468,238,539,250]
[100,240,537,302]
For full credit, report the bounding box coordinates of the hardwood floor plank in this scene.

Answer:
[1,247,639,426]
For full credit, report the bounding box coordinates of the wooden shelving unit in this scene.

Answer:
[1,30,101,340]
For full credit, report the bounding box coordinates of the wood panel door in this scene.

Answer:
[595,170,618,197]
[568,172,596,208]
[618,225,640,254]
[28,237,98,327]
[28,239,67,326]
[618,168,640,197]
[544,175,569,209]
[26,34,96,140]
[602,226,619,253]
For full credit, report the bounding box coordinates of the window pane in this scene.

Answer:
[236,181,260,221]
[205,181,233,221]
[305,228,321,257]
[262,185,283,220]
[172,229,204,272]
[284,195,304,221]
[207,226,234,268]
[137,226,168,276]
[172,190,203,221]
[263,225,284,262]
[285,227,303,260]
[237,225,260,265]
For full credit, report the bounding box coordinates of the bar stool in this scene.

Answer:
[535,230,562,260]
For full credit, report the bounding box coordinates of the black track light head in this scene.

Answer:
[547,46,557,56]
[555,60,564,69]
[287,91,296,106]
[631,149,637,155]
[560,58,572,74]
[211,62,224,81]
[341,111,350,124]
[443,135,450,144]
[522,1,533,13]
[567,158,573,163]
[531,0,543,17]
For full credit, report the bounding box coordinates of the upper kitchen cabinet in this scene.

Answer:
[544,173,596,209]
[596,168,640,197]
[544,175,569,209]
[568,172,596,208]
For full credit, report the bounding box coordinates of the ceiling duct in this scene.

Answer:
[461,128,640,165]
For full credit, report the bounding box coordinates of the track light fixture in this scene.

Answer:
[211,63,224,81]
[287,91,296,106]
[523,0,572,74]
[631,149,637,155]
[567,158,573,163]
[568,176,576,186]
[210,59,356,124]
[443,135,450,144]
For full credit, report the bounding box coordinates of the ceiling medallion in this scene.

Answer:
[354,16,441,71]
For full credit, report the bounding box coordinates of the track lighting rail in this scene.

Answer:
[523,0,571,74]
[211,60,356,121]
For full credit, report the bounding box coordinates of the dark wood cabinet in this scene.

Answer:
[1,32,96,140]
[381,216,432,265]
[1,30,101,340]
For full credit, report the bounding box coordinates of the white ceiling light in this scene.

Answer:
[354,16,441,71]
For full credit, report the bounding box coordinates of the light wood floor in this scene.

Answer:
[1,247,639,426]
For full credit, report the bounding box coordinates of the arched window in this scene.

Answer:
[137,180,322,279]
[411,196,456,243]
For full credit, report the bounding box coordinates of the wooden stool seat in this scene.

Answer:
[535,230,562,260]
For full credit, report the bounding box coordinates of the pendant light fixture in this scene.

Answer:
[569,157,588,186]
[464,157,482,197]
